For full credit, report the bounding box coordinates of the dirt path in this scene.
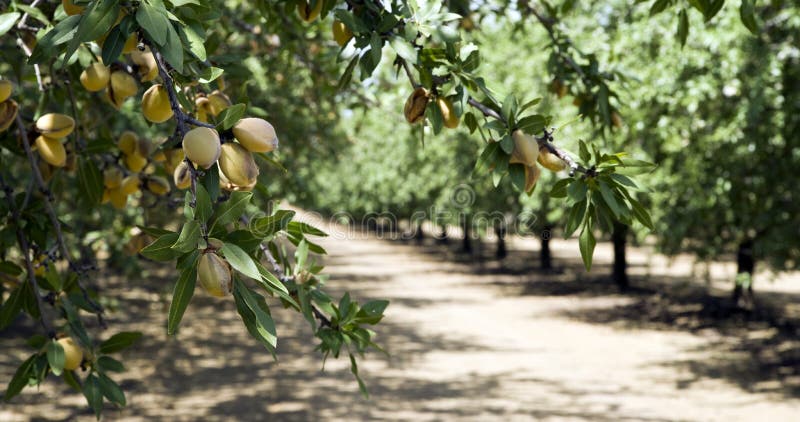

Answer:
[2,219,800,421]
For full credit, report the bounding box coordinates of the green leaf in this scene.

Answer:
[233,279,277,352]
[216,103,247,130]
[171,220,201,253]
[677,8,689,47]
[82,374,103,420]
[140,233,181,261]
[564,199,587,238]
[197,67,224,84]
[137,2,170,46]
[136,226,174,237]
[97,373,126,406]
[4,354,36,401]
[337,55,359,91]
[501,93,518,126]
[516,115,546,134]
[549,178,572,198]
[473,141,500,176]
[77,157,104,206]
[160,21,184,72]
[64,0,120,66]
[349,353,369,398]
[508,163,526,192]
[15,5,49,26]
[96,356,125,373]
[179,21,207,61]
[0,13,21,37]
[567,179,588,204]
[369,32,382,66]
[578,140,591,163]
[0,286,24,330]
[167,262,197,335]
[499,134,514,154]
[390,36,417,62]
[101,15,135,65]
[739,0,759,34]
[598,181,623,219]
[63,370,82,392]
[295,240,309,270]
[28,15,81,64]
[629,197,654,231]
[355,300,389,325]
[649,0,671,16]
[250,210,295,237]
[194,184,213,224]
[579,225,596,271]
[286,221,328,237]
[46,341,66,376]
[427,99,444,134]
[253,261,298,307]
[210,191,252,232]
[221,243,261,281]
[99,332,142,354]
[610,173,638,189]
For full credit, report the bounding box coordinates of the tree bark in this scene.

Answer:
[612,221,629,291]
[414,221,424,245]
[437,223,448,244]
[461,218,472,253]
[494,224,507,260]
[540,224,552,271]
[733,240,755,305]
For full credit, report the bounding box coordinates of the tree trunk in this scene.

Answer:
[612,221,629,291]
[494,225,507,260]
[437,223,448,244]
[540,224,552,271]
[414,221,424,245]
[732,240,755,305]
[461,218,472,253]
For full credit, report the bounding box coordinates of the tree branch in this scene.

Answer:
[259,240,332,328]
[0,174,54,338]
[15,113,106,326]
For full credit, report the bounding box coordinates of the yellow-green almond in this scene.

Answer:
[35,136,67,167]
[232,117,279,153]
[182,127,221,169]
[142,84,174,123]
[197,252,232,297]
[0,80,12,102]
[80,63,111,92]
[36,113,75,139]
[218,142,259,187]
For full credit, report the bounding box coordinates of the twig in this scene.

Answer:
[0,174,54,338]
[150,48,214,209]
[396,57,588,174]
[257,237,332,328]
[526,6,590,84]
[16,0,43,31]
[16,36,44,91]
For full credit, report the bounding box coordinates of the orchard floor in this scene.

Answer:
[2,216,800,421]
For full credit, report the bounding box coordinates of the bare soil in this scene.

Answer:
[2,217,799,421]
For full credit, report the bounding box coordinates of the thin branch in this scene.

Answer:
[258,239,332,328]
[526,5,589,84]
[151,50,214,137]
[16,36,44,91]
[16,0,43,30]
[150,48,214,210]
[395,55,589,175]
[467,97,503,121]
[0,174,54,338]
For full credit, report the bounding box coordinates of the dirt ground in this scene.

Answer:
[2,216,800,421]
